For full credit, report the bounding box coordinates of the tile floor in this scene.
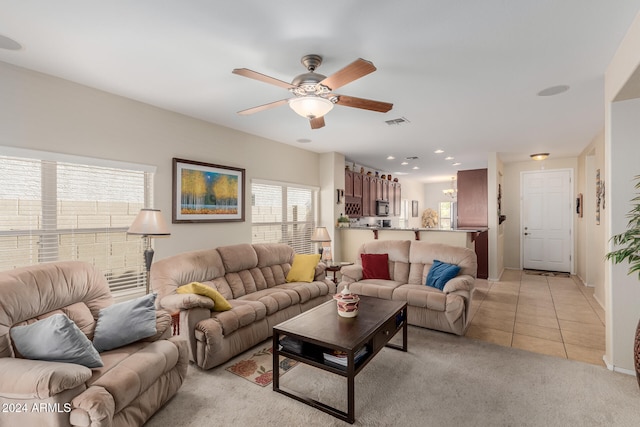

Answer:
[465,269,606,367]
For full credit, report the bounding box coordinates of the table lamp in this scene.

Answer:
[310,226,332,262]
[127,208,171,294]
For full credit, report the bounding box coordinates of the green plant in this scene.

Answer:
[605,174,640,279]
[338,214,350,223]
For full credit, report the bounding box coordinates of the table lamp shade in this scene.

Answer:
[310,226,331,242]
[127,209,171,236]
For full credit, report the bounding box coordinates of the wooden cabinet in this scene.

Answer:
[344,170,402,218]
[457,168,488,279]
[393,183,402,216]
[353,173,363,198]
[362,175,371,217]
[345,170,354,197]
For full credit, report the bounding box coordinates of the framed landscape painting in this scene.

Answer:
[172,158,245,223]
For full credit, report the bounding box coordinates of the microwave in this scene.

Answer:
[376,200,389,216]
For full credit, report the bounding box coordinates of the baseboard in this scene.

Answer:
[488,267,504,282]
[603,355,636,376]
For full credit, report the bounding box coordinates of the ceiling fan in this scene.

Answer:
[232,54,393,129]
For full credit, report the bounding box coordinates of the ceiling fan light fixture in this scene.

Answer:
[288,96,334,119]
[530,152,550,161]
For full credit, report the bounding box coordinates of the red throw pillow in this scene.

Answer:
[361,253,391,280]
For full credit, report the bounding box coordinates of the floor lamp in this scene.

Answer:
[311,226,332,263]
[127,209,171,294]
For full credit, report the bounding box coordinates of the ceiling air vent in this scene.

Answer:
[385,117,410,126]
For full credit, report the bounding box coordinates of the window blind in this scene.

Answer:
[0,152,153,293]
[251,180,317,255]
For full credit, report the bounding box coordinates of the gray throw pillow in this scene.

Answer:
[92,293,157,352]
[10,313,103,368]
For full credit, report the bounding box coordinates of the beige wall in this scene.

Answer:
[488,153,504,281]
[576,131,606,305]
[603,11,640,373]
[0,61,322,260]
[502,157,579,270]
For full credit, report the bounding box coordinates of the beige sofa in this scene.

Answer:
[150,243,334,370]
[339,240,477,335]
[0,261,189,427]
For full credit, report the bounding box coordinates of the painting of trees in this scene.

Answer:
[173,158,245,223]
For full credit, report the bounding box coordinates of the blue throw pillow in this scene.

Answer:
[93,293,157,352]
[426,260,461,291]
[10,313,103,368]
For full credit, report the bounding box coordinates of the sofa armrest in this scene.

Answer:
[340,264,363,283]
[442,275,475,294]
[141,309,173,342]
[314,262,327,281]
[0,358,91,399]
[160,293,215,312]
[70,385,115,427]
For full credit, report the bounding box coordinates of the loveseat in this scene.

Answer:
[150,243,334,370]
[338,240,477,335]
[0,261,189,427]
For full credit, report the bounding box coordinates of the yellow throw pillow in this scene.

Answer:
[286,254,321,283]
[176,282,232,311]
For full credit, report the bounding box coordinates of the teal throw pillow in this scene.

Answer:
[426,260,461,291]
[93,293,157,352]
[10,313,103,368]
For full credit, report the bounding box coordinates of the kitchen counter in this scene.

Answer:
[337,226,488,263]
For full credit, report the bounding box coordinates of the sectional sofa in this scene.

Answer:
[338,240,477,335]
[150,243,334,370]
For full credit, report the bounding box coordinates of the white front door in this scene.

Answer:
[522,170,573,272]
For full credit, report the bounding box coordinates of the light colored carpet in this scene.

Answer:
[147,326,640,426]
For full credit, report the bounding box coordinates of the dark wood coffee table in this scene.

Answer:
[272,295,407,424]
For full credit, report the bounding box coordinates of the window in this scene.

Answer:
[0,147,154,293]
[439,201,452,229]
[251,180,318,254]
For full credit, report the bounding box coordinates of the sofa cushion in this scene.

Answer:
[206,300,267,336]
[10,313,103,368]
[392,284,447,311]
[347,280,404,300]
[426,260,461,291]
[276,280,331,304]
[361,253,391,280]
[286,254,321,283]
[176,282,232,311]
[93,293,158,352]
[236,288,301,315]
[357,240,411,283]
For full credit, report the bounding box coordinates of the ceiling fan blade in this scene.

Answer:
[237,99,289,115]
[319,58,377,90]
[232,68,296,90]
[310,116,325,129]
[334,95,393,113]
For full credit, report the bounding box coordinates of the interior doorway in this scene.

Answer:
[521,169,573,273]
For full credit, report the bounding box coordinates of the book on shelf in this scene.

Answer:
[322,347,368,367]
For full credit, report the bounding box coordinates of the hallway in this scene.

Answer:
[466,269,606,366]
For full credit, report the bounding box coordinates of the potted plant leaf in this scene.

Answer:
[605,174,640,387]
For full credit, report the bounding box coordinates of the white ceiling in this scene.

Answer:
[1,1,639,182]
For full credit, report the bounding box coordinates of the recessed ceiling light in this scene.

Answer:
[445,156,454,161]
[434,149,444,154]
[387,156,395,160]
[530,153,550,160]
[0,34,22,50]
[537,85,569,96]
[296,138,311,143]
[401,161,408,166]
[394,172,409,175]
[412,166,420,170]
[453,162,461,166]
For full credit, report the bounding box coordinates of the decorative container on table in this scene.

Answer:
[333,286,360,317]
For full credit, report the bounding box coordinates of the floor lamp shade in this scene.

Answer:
[310,227,331,242]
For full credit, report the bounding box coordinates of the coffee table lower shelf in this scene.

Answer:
[272,297,407,424]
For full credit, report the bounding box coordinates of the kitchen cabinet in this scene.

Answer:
[344,170,401,218]
[457,168,488,279]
